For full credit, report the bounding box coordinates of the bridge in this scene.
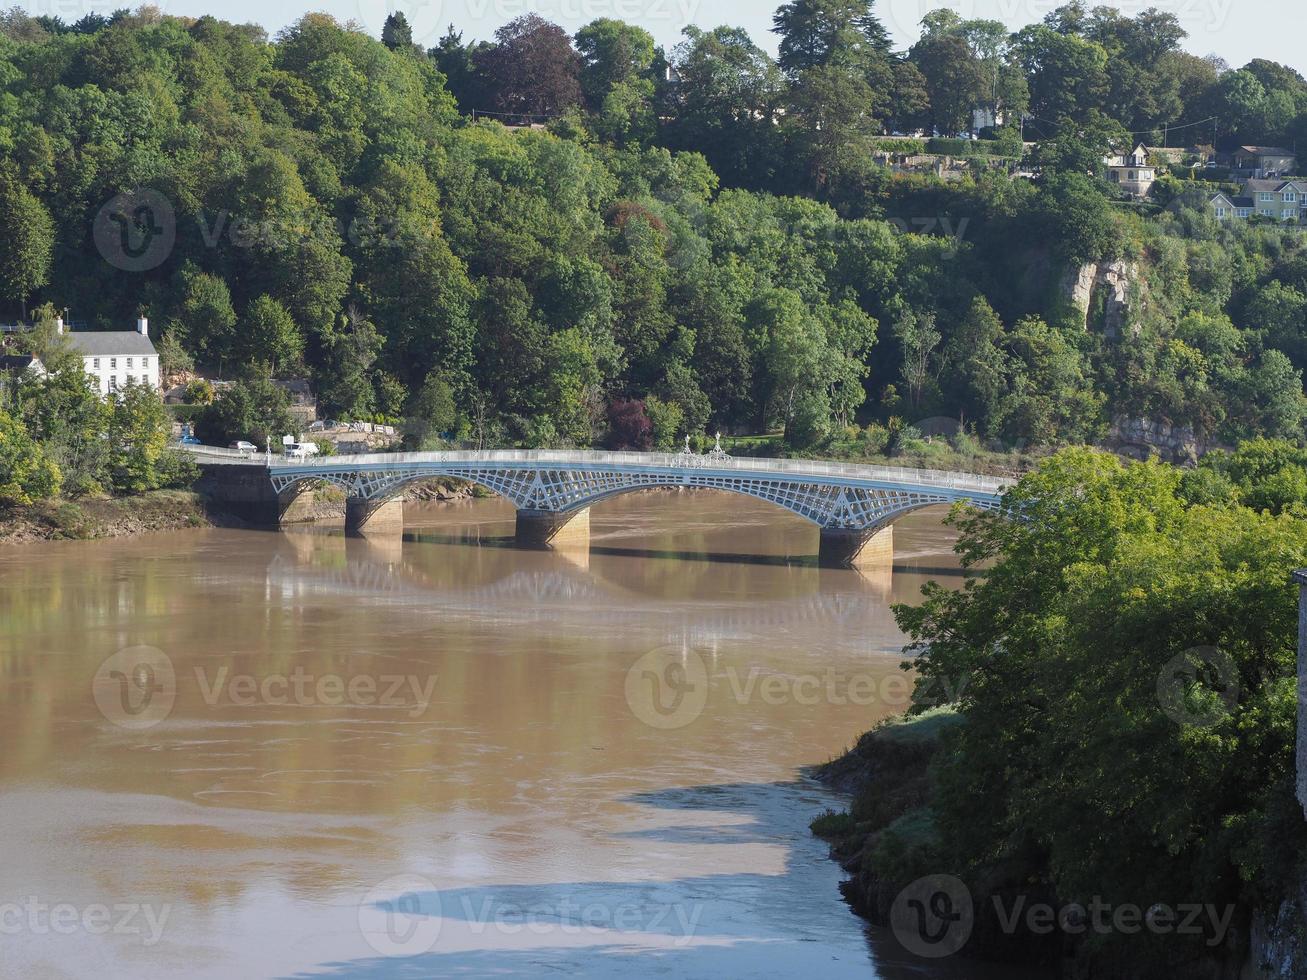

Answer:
[189,446,1009,568]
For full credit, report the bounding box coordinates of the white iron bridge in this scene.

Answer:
[190,446,1011,566]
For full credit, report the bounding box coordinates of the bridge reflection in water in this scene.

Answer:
[265,508,968,658]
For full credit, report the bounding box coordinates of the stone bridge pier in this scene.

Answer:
[818,525,895,568]
[345,496,405,535]
[515,508,591,551]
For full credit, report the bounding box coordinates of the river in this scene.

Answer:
[0,490,995,979]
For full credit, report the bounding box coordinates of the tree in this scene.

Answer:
[895,448,1307,970]
[108,382,178,493]
[195,377,297,448]
[665,26,784,187]
[774,0,891,76]
[380,13,413,52]
[0,174,53,317]
[607,397,652,449]
[1013,24,1109,125]
[574,18,655,108]
[0,409,60,503]
[943,296,1009,431]
[644,393,684,450]
[239,295,303,377]
[11,362,108,495]
[894,310,941,409]
[405,370,457,448]
[173,266,237,370]
[910,32,985,135]
[480,14,582,117]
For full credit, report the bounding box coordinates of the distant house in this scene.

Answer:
[60,317,160,396]
[1233,146,1297,177]
[1105,142,1157,198]
[0,353,46,379]
[1210,178,1307,223]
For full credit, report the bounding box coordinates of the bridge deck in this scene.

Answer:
[186,447,1010,497]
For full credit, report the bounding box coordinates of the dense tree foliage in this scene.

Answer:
[0,3,1300,455]
[894,448,1307,969]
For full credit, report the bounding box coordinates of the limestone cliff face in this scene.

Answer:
[1063,259,1140,337]
[1108,416,1204,464]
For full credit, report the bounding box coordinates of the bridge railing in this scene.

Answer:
[206,447,1011,495]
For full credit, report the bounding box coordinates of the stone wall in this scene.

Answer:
[1108,416,1204,464]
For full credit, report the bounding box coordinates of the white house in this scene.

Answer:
[60,317,160,396]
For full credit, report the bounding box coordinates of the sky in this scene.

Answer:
[15,0,1307,75]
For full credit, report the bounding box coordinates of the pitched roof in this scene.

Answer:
[1242,178,1307,194]
[0,353,40,371]
[64,331,157,356]
[1239,145,1295,156]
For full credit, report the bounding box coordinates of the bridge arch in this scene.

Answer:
[261,450,1008,566]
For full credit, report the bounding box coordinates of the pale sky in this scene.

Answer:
[15,0,1307,75]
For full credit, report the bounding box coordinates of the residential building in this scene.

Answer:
[0,353,46,379]
[1233,145,1297,177]
[1105,142,1157,198]
[60,317,160,395]
[1210,178,1307,223]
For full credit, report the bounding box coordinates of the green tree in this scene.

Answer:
[195,377,298,448]
[381,13,413,53]
[108,382,178,493]
[0,408,60,503]
[239,295,303,377]
[896,448,1307,970]
[0,174,53,318]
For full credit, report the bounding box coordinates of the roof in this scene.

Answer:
[1241,178,1307,194]
[0,353,40,371]
[1239,145,1295,156]
[64,331,157,356]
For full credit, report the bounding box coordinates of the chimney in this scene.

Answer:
[56,317,64,336]
[136,316,149,337]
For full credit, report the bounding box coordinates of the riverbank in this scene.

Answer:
[812,709,1307,979]
[0,491,214,544]
[0,479,486,545]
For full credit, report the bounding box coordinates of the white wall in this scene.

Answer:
[82,353,160,396]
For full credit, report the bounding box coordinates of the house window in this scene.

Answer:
[1259,192,1274,202]
[1128,170,1136,180]
[108,376,117,391]
[126,357,133,369]
[92,358,100,370]
[1215,207,1227,218]
[1237,208,1252,218]
[1284,209,1296,220]
[1260,208,1274,216]
[110,357,117,369]
[141,357,149,370]
[1285,192,1297,203]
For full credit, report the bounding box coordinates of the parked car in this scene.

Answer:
[229,440,257,454]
